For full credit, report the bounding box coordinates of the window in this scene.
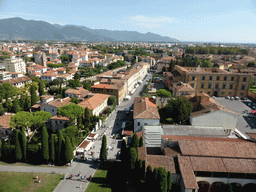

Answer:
[222,83,226,89]
[240,92,244,96]
[202,76,205,80]
[44,109,46,111]
[224,76,227,81]
[216,76,220,81]
[241,84,245,90]
[138,122,140,126]
[221,92,225,95]
[192,76,195,81]
[55,121,57,124]
[231,76,234,81]
[60,121,62,124]
[209,76,212,81]
[208,83,212,89]
[215,83,219,89]
[230,83,234,89]
[243,77,247,82]
[201,83,204,88]
[207,91,211,94]
[52,109,54,112]
[229,92,232,95]
[191,83,194,88]
[144,123,148,126]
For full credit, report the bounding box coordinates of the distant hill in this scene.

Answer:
[0,17,179,42]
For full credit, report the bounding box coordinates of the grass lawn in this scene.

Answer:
[0,161,67,168]
[86,164,111,192]
[0,172,63,192]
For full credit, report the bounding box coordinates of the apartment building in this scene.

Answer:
[172,65,251,97]
[4,55,26,74]
[0,71,11,81]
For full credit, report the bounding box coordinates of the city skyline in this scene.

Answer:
[0,0,256,43]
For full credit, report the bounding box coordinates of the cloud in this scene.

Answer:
[129,15,175,28]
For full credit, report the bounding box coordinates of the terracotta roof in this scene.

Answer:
[51,115,69,121]
[133,97,160,119]
[222,158,256,173]
[145,155,176,174]
[78,93,110,110]
[190,156,226,172]
[78,140,91,149]
[65,87,89,97]
[41,73,58,77]
[137,147,147,161]
[1,76,31,85]
[41,95,54,100]
[178,156,198,189]
[47,97,72,108]
[246,132,256,141]
[0,113,14,129]
[91,84,118,90]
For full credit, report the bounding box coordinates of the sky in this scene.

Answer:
[0,0,256,43]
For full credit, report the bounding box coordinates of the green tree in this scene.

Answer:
[23,56,31,62]
[146,165,153,187]
[120,139,127,164]
[138,158,145,180]
[168,60,176,72]
[158,167,167,192]
[167,171,172,192]
[74,72,80,80]
[30,85,37,106]
[60,54,69,63]
[84,107,91,129]
[56,130,64,165]
[19,95,26,111]
[153,167,159,191]
[50,134,55,164]
[62,125,78,139]
[14,129,22,162]
[20,127,27,162]
[139,136,144,147]
[70,97,80,104]
[4,98,12,112]
[12,98,21,113]
[64,136,73,164]
[100,135,107,162]
[38,81,45,96]
[1,139,7,162]
[57,103,84,119]
[128,147,137,170]
[156,89,172,97]
[107,95,117,105]
[131,133,139,151]
[41,126,49,163]
[201,58,212,67]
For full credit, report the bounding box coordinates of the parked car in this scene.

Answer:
[231,97,234,100]
[241,97,247,100]
[235,96,240,100]
[226,96,230,99]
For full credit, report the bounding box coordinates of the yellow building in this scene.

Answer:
[172,65,251,97]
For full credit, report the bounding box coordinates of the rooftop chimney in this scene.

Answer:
[60,99,63,102]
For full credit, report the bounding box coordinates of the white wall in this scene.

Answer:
[40,105,58,116]
[134,118,160,132]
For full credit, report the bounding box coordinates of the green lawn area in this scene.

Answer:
[86,169,111,192]
[0,161,66,168]
[0,172,63,192]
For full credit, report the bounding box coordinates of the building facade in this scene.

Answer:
[172,65,251,97]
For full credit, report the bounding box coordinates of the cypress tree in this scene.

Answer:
[20,127,27,162]
[7,139,11,162]
[120,139,127,164]
[64,136,73,164]
[30,85,37,106]
[41,126,49,163]
[167,171,172,192]
[158,167,167,192]
[56,130,63,165]
[50,134,55,164]
[131,133,139,151]
[84,107,90,128]
[128,147,137,170]
[12,98,21,113]
[77,115,82,127]
[38,81,45,96]
[24,97,31,111]
[14,129,22,162]
[1,139,7,162]
[139,136,143,147]
[100,135,107,162]
[19,96,25,111]
[153,168,159,192]
[138,158,145,180]
[146,165,153,186]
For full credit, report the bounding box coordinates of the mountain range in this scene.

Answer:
[0,17,179,42]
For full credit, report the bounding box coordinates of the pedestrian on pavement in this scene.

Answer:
[79,184,82,189]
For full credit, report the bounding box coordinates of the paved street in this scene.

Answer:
[214,97,256,137]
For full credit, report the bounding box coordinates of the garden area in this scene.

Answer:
[0,171,62,192]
